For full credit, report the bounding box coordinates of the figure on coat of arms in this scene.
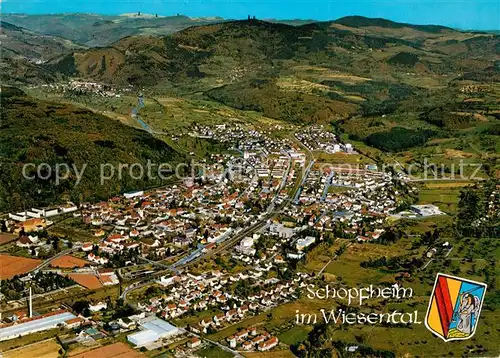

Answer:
[456,292,480,334]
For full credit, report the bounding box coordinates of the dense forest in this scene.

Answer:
[365,127,436,152]
[0,87,185,211]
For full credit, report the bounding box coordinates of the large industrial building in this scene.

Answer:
[0,310,77,341]
[410,204,445,217]
[127,317,179,347]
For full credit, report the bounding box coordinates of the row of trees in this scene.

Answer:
[1,272,75,301]
[360,255,423,272]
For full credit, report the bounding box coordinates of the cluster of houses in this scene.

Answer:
[144,271,254,322]
[130,268,307,341]
[234,224,315,263]
[81,233,140,264]
[16,232,73,257]
[17,234,41,248]
[227,328,279,351]
[191,123,295,154]
[79,177,271,247]
[282,164,414,243]
[295,125,354,154]
[485,189,499,221]
[35,81,128,98]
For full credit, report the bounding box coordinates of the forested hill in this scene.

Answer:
[333,15,453,33]
[0,87,185,211]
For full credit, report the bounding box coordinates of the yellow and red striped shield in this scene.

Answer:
[425,273,487,342]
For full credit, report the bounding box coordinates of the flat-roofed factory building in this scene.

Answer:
[127,317,180,347]
[0,310,77,341]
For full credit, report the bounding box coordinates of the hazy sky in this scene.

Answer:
[2,0,499,30]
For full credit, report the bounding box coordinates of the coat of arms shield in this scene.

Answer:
[425,273,487,342]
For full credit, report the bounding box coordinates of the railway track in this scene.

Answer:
[120,155,312,303]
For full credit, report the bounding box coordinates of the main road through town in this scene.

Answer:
[120,152,314,304]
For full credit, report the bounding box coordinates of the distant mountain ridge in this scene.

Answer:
[0,20,26,31]
[1,13,227,47]
[42,18,499,87]
[0,20,83,60]
[2,15,499,125]
[0,20,83,84]
[334,15,453,33]
[29,18,495,126]
[2,14,467,48]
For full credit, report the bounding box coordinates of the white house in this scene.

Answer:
[89,302,107,312]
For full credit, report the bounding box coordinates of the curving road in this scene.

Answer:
[30,245,82,273]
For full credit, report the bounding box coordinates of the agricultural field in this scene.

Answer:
[2,338,61,358]
[173,308,222,328]
[196,345,233,358]
[396,216,454,235]
[49,255,91,269]
[48,218,100,243]
[417,185,463,214]
[0,233,17,246]
[0,254,41,279]
[321,241,422,286]
[244,350,298,358]
[126,283,166,304]
[313,151,372,165]
[67,273,103,289]
[0,329,62,353]
[206,315,268,342]
[303,240,349,272]
[70,342,144,358]
[277,325,311,345]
